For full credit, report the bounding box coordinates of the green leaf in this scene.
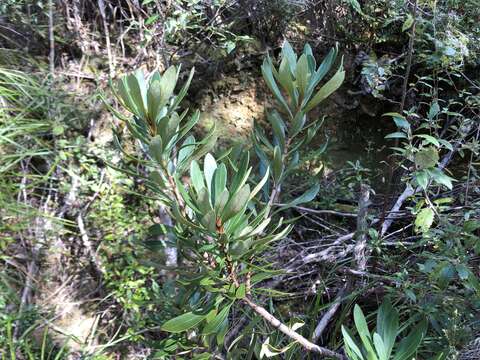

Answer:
[415,207,434,233]
[416,134,440,147]
[291,110,306,137]
[428,101,440,120]
[249,167,270,200]
[190,160,205,193]
[201,209,217,233]
[428,168,454,190]
[117,77,140,116]
[415,170,429,189]
[203,303,232,335]
[204,153,217,194]
[127,71,148,119]
[305,64,345,112]
[402,14,414,32]
[392,320,427,360]
[281,41,297,74]
[230,239,253,257]
[296,54,310,96]
[384,112,410,130]
[149,135,163,162]
[377,299,398,359]
[277,56,296,100]
[235,284,246,299]
[145,14,159,25]
[212,163,227,204]
[373,333,387,360]
[215,189,230,213]
[277,183,319,211]
[464,220,480,233]
[171,67,194,110]
[161,312,207,333]
[385,132,407,139]
[272,146,283,182]
[341,326,364,360]
[348,0,365,16]
[353,304,377,358]
[268,110,286,151]
[456,264,470,280]
[415,147,439,169]
[261,58,292,117]
[304,46,337,102]
[222,184,250,222]
[159,66,178,105]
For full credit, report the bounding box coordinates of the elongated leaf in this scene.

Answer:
[149,135,163,162]
[278,183,319,211]
[341,326,365,360]
[171,67,194,111]
[268,110,286,150]
[147,79,162,121]
[392,320,427,360]
[190,160,205,193]
[428,168,454,190]
[273,145,283,182]
[354,304,377,359]
[159,66,178,105]
[282,41,297,73]
[304,46,337,102]
[415,170,429,189]
[377,299,398,359]
[204,153,217,194]
[305,65,345,112]
[385,132,408,139]
[117,77,140,116]
[203,303,233,335]
[261,58,292,117]
[373,333,387,360]
[416,134,440,147]
[127,72,148,119]
[250,167,270,200]
[161,312,207,333]
[296,54,310,97]
[222,184,250,222]
[212,163,227,204]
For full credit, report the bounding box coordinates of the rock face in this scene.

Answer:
[193,73,271,144]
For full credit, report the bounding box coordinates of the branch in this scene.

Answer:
[243,296,346,359]
[312,285,347,342]
[48,0,55,76]
[311,184,371,342]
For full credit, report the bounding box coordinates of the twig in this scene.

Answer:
[98,0,115,77]
[311,185,371,342]
[243,296,346,359]
[312,285,347,342]
[292,205,358,218]
[353,184,371,275]
[48,0,55,76]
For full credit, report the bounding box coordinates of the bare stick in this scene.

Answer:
[354,184,371,273]
[48,0,55,75]
[243,296,346,359]
[98,0,114,77]
[312,185,371,342]
[312,286,347,342]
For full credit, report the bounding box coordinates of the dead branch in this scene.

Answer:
[243,296,346,359]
